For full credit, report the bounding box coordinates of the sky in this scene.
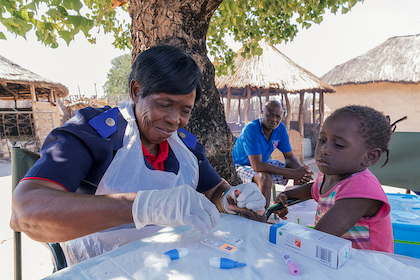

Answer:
[0,0,419,98]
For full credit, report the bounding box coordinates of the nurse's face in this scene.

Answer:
[131,80,196,150]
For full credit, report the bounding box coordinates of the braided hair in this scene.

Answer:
[330,105,407,167]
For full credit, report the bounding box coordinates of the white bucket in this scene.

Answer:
[303,138,312,158]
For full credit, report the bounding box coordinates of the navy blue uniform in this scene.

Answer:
[25,106,221,194]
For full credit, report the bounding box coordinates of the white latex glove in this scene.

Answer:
[222,182,266,214]
[132,184,220,235]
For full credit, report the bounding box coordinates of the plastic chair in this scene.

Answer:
[42,243,67,272]
[11,147,67,279]
[369,132,420,194]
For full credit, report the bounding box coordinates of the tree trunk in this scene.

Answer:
[129,0,242,185]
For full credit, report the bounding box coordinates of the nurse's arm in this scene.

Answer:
[10,179,136,243]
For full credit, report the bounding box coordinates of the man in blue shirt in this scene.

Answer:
[232,100,313,208]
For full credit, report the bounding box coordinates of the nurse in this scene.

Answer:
[10,45,266,265]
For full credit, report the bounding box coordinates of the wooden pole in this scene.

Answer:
[49,89,54,103]
[319,92,325,125]
[245,86,251,124]
[237,97,241,124]
[30,84,40,143]
[265,88,270,103]
[226,87,232,120]
[30,84,36,102]
[284,92,291,131]
[312,92,316,123]
[298,92,305,164]
[299,92,304,137]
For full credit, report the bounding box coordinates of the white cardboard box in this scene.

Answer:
[269,220,352,269]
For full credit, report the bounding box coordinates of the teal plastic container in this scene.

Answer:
[387,193,420,258]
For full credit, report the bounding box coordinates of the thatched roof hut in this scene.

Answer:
[322,34,420,86]
[216,40,335,96]
[0,55,69,151]
[216,40,335,138]
[0,55,68,101]
[321,34,420,133]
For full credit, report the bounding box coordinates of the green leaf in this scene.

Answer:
[0,32,6,40]
[67,15,84,28]
[63,0,83,12]
[26,2,37,11]
[58,30,73,45]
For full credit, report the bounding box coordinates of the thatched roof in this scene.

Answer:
[215,40,335,97]
[0,55,68,101]
[322,34,420,86]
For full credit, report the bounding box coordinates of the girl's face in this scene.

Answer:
[315,113,371,179]
[132,82,196,151]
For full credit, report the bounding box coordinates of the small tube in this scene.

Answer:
[164,248,188,260]
[209,257,247,269]
[282,253,300,275]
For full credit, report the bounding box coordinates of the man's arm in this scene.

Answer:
[284,151,302,168]
[284,151,313,183]
[248,153,312,182]
[10,179,136,243]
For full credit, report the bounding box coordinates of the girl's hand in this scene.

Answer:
[226,194,267,223]
[273,193,289,219]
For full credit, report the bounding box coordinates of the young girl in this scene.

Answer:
[274,105,406,253]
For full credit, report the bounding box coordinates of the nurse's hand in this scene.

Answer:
[222,183,266,215]
[132,184,220,235]
[225,194,267,223]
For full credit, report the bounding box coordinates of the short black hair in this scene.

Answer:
[331,105,406,167]
[129,45,202,103]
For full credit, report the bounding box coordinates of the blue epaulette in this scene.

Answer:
[177,127,197,149]
[88,107,119,138]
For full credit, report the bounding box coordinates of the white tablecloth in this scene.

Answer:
[43,214,420,280]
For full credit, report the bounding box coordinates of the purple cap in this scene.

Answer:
[288,261,300,275]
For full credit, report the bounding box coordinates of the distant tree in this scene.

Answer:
[1,0,363,184]
[103,54,131,96]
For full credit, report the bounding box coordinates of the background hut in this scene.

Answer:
[0,55,68,155]
[216,40,335,161]
[322,34,420,132]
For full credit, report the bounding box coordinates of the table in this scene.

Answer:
[44,214,420,280]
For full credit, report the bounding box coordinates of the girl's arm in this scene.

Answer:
[274,182,314,203]
[272,182,313,218]
[314,198,383,236]
[203,179,230,213]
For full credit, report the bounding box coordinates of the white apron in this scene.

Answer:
[61,100,199,266]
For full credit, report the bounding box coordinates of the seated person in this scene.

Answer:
[232,100,313,209]
[10,45,266,265]
[274,105,406,253]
